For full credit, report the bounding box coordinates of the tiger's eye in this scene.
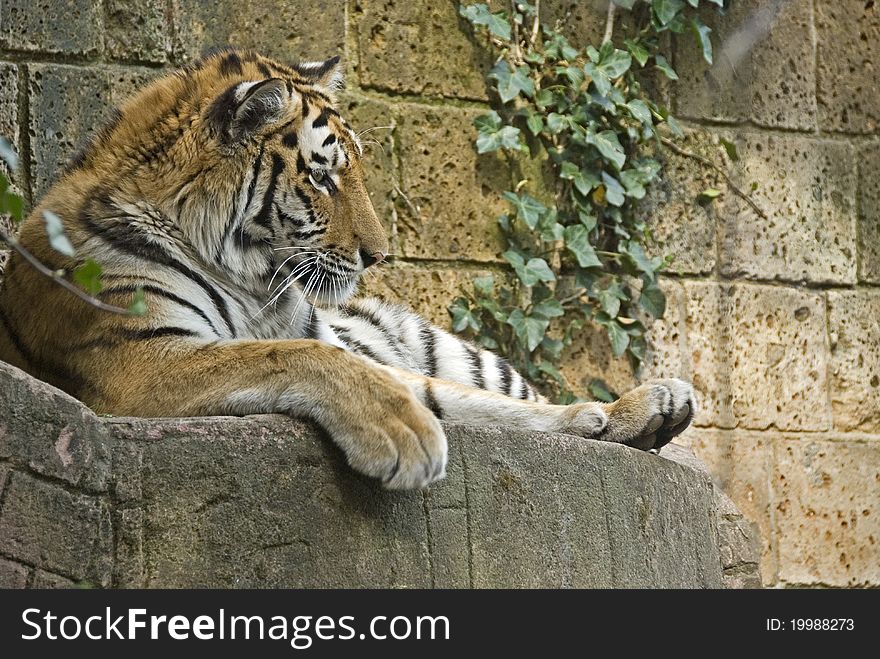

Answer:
[311,169,325,183]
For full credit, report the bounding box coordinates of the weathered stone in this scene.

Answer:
[828,290,880,433]
[362,263,495,328]
[675,0,816,130]
[396,103,509,262]
[110,415,432,588]
[719,131,857,285]
[816,0,880,133]
[685,282,831,431]
[0,361,110,492]
[857,141,880,284]
[354,0,490,100]
[0,556,28,588]
[27,64,113,199]
[338,93,398,236]
[0,0,102,56]
[173,0,345,64]
[676,429,777,585]
[427,508,469,588]
[114,507,145,588]
[32,569,76,589]
[104,0,171,63]
[774,438,880,587]
[642,130,722,276]
[0,471,112,584]
[0,62,20,178]
[0,463,9,496]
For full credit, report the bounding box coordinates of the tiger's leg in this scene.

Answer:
[89,338,447,490]
[375,365,695,451]
[324,299,696,449]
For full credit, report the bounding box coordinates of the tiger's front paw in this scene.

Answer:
[320,369,447,489]
[599,378,697,451]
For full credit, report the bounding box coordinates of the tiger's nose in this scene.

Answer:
[359,249,386,268]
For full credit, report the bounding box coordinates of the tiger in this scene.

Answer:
[0,48,696,489]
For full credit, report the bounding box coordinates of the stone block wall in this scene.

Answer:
[0,0,876,587]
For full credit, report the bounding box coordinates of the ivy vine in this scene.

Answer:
[450,0,723,402]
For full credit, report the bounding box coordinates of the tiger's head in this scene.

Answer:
[73,48,387,306]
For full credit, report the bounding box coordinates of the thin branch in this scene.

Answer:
[603,1,616,44]
[529,0,541,48]
[0,230,134,315]
[659,136,770,221]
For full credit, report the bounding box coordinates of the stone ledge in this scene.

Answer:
[0,361,760,588]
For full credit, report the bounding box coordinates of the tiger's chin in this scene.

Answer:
[305,273,359,308]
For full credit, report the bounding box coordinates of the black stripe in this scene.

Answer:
[420,324,438,377]
[331,326,385,364]
[519,376,530,400]
[465,344,485,389]
[282,132,298,148]
[497,354,513,397]
[424,381,444,419]
[312,108,332,129]
[276,204,306,228]
[256,62,272,78]
[0,304,31,366]
[311,152,327,165]
[101,284,222,337]
[253,153,285,228]
[115,326,199,341]
[0,305,85,392]
[80,210,236,336]
[296,153,307,174]
[322,134,337,147]
[219,52,243,76]
[243,143,266,217]
[293,227,326,240]
[301,96,310,118]
[343,305,408,365]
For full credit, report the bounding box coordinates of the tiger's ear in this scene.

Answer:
[292,56,344,97]
[208,78,291,144]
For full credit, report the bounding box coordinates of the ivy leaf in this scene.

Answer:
[502,192,547,229]
[564,225,602,268]
[526,112,544,135]
[612,0,638,9]
[598,49,632,78]
[624,39,649,67]
[521,257,556,285]
[490,62,535,103]
[532,298,564,319]
[474,111,502,132]
[690,17,713,65]
[596,279,627,317]
[654,54,679,80]
[0,136,19,171]
[127,287,148,316]
[450,297,481,332]
[666,114,684,136]
[653,0,686,27]
[622,241,661,280]
[0,188,24,222]
[586,130,626,169]
[507,308,550,352]
[460,4,512,40]
[639,279,667,317]
[473,275,495,296]
[588,378,617,402]
[720,138,739,161]
[546,112,569,133]
[698,187,723,202]
[601,171,626,206]
[73,258,103,296]
[42,210,75,257]
[476,125,523,153]
[606,319,630,357]
[626,99,653,125]
[620,169,647,199]
[574,170,600,196]
[583,63,611,97]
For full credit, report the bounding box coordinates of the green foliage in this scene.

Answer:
[0,138,146,316]
[453,0,719,401]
